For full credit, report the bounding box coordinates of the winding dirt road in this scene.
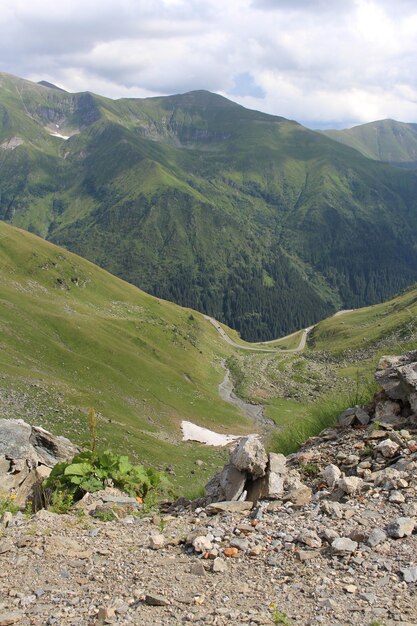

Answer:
[204,315,315,353]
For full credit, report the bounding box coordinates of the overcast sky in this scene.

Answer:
[1,0,417,128]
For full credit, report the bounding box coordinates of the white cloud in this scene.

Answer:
[0,0,417,127]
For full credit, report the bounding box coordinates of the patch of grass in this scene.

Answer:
[94,509,117,522]
[299,462,320,477]
[270,375,377,456]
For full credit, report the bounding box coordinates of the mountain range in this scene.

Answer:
[1,72,417,340]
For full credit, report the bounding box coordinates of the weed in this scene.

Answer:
[369,621,385,626]
[46,490,73,514]
[0,494,20,516]
[94,509,117,522]
[299,462,320,477]
[270,604,292,625]
[361,445,373,457]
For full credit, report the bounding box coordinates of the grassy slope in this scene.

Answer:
[322,119,417,163]
[309,283,417,354]
[1,220,417,494]
[0,221,258,493]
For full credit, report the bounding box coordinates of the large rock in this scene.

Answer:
[0,419,79,506]
[375,352,417,411]
[230,436,268,479]
[338,406,370,427]
[267,453,287,497]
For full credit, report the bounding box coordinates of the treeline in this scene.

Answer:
[151,253,334,342]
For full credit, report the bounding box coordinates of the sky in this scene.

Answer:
[1,0,417,129]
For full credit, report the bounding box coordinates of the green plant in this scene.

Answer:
[0,494,20,516]
[44,450,172,503]
[369,620,385,626]
[270,605,292,625]
[46,490,74,514]
[299,462,320,477]
[94,509,117,522]
[361,445,373,457]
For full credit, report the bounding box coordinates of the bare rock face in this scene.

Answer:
[0,419,78,506]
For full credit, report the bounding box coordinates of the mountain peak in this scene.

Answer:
[37,80,67,92]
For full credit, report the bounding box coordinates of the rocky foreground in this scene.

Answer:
[1,353,417,625]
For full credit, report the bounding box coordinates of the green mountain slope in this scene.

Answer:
[2,73,417,341]
[321,119,417,165]
[309,282,417,354]
[0,221,256,489]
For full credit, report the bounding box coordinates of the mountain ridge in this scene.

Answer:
[2,72,417,340]
[321,118,417,165]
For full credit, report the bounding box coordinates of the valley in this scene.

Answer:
[1,220,417,497]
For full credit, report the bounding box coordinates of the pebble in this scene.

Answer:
[150,533,165,550]
[331,537,358,555]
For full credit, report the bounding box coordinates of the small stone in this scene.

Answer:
[193,535,213,553]
[249,544,263,556]
[212,557,228,573]
[283,485,312,507]
[344,584,357,594]
[230,537,249,551]
[189,561,206,577]
[359,593,376,604]
[144,594,170,606]
[96,607,116,624]
[337,476,363,495]
[206,501,253,514]
[389,490,405,504]
[331,537,358,555]
[1,512,13,528]
[296,550,319,562]
[297,530,322,549]
[401,566,417,583]
[0,540,13,554]
[376,439,400,458]
[367,528,387,547]
[386,517,415,538]
[223,547,239,558]
[322,464,341,489]
[149,533,165,550]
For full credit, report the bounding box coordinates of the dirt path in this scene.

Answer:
[204,315,314,353]
[205,309,354,354]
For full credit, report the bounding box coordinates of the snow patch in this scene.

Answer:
[49,132,70,140]
[181,421,241,446]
